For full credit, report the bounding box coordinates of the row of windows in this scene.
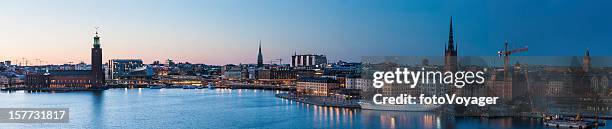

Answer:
[49,80,91,83]
[50,84,92,88]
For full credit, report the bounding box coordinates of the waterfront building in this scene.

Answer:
[160,75,203,86]
[91,30,105,87]
[291,53,327,68]
[256,67,296,85]
[207,65,223,78]
[247,67,257,79]
[485,68,515,102]
[295,69,320,78]
[169,62,197,75]
[296,77,339,96]
[322,64,361,78]
[344,76,357,89]
[25,70,93,88]
[512,63,530,100]
[257,67,296,80]
[4,61,11,66]
[590,75,610,95]
[345,77,371,91]
[268,67,295,80]
[0,75,7,86]
[108,59,153,80]
[0,73,21,87]
[223,66,243,80]
[24,30,106,89]
[152,65,169,77]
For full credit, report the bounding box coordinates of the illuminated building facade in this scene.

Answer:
[296,77,339,96]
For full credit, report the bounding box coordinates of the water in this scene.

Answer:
[0,88,608,129]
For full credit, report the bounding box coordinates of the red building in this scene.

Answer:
[25,70,92,89]
[25,30,105,90]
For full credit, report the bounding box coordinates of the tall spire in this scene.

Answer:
[444,16,458,72]
[447,16,455,51]
[583,48,591,73]
[257,40,263,67]
[586,48,590,57]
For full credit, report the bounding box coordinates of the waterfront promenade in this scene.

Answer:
[229,84,295,91]
[275,93,360,108]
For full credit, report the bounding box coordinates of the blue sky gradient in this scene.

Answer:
[0,0,610,65]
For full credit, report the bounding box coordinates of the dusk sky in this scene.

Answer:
[0,0,610,65]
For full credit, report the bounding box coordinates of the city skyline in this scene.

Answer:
[1,0,611,65]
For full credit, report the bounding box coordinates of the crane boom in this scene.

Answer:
[496,41,528,103]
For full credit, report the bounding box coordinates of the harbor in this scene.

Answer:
[5,88,608,129]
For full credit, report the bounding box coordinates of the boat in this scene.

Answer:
[544,120,591,128]
[544,114,596,128]
[148,84,163,89]
[207,82,216,89]
[182,85,197,89]
[358,101,440,112]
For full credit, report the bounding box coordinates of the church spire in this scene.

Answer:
[583,48,591,73]
[447,17,455,51]
[257,40,263,67]
[445,16,457,56]
[444,17,458,72]
[586,48,590,57]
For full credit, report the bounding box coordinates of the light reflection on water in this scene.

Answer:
[284,94,453,129]
[0,89,609,129]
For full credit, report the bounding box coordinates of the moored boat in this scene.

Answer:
[358,101,440,112]
[148,84,163,89]
[544,120,590,128]
[182,85,197,89]
[544,114,598,128]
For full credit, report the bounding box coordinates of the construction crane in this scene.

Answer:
[35,58,43,66]
[276,58,283,65]
[21,57,29,66]
[496,41,528,104]
[497,41,528,76]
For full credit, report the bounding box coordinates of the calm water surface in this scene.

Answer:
[0,88,608,129]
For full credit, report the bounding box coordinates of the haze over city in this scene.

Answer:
[0,0,610,65]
